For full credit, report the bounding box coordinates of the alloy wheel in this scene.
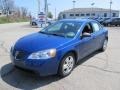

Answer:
[103,39,108,50]
[62,56,75,75]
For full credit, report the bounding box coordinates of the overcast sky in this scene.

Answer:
[15,0,120,18]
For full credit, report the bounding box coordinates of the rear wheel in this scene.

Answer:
[58,53,75,77]
[100,39,108,51]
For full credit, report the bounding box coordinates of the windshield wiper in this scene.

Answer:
[39,31,67,38]
[39,31,51,35]
[50,33,66,38]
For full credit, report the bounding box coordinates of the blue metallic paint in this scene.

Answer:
[10,19,108,76]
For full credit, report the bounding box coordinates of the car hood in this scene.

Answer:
[14,33,71,53]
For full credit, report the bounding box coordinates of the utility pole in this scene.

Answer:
[55,8,56,20]
[72,0,76,8]
[91,3,95,18]
[47,3,51,13]
[110,0,112,19]
[37,0,40,14]
[44,0,48,26]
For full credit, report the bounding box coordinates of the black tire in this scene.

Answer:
[100,39,108,52]
[58,53,75,77]
[32,22,37,26]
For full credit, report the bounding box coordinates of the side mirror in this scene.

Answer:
[81,32,91,39]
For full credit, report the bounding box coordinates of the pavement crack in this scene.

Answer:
[81,51,120,74]
[0,40,9,54]
[94,52,109,69]
[82,64,120,74]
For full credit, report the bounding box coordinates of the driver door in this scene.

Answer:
[78,23,95,60]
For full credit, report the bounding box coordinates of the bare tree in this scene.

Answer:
[1,0,15,17]
[14,6,21,17]
[21,7,28,18]
[0,0,29,23]
[0,0,3,10]
[0,0,4,15]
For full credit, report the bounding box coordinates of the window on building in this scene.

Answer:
[81,14,85,16]
[63,14,66,19]
[86,13,90,16]
[70,14,74,17]
[91,13,95,16]
[75,14,79,16]
[112,13,116,17]
[104,13,107,17]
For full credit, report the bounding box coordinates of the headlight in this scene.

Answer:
[28,49,56,60]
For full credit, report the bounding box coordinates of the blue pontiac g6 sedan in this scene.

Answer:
[10,19,108,77]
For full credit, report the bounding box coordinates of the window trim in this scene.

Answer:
[80,23,94,37]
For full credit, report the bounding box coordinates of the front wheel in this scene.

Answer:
[32,22,37,26]
[58,53,75,77]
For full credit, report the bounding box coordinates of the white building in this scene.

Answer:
[58,8,119,19]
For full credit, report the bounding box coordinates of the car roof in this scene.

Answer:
[59,19,96,23]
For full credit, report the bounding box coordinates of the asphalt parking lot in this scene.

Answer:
[0,22,120,90]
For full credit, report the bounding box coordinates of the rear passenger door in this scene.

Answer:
[91,22,105,50]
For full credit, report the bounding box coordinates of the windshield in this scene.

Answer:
[40,21,83,38]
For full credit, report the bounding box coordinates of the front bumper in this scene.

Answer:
[10,54,60,76]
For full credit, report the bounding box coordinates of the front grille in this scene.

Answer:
[15,51,26,60]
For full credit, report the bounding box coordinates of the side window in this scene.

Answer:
[92,22,100,32]
[82,23,93,34]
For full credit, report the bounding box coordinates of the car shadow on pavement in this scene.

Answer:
[77,51,101,66]
[0,51,101,90]
[0,63,61,90]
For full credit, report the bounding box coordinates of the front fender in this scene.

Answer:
[57,41,79,62]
